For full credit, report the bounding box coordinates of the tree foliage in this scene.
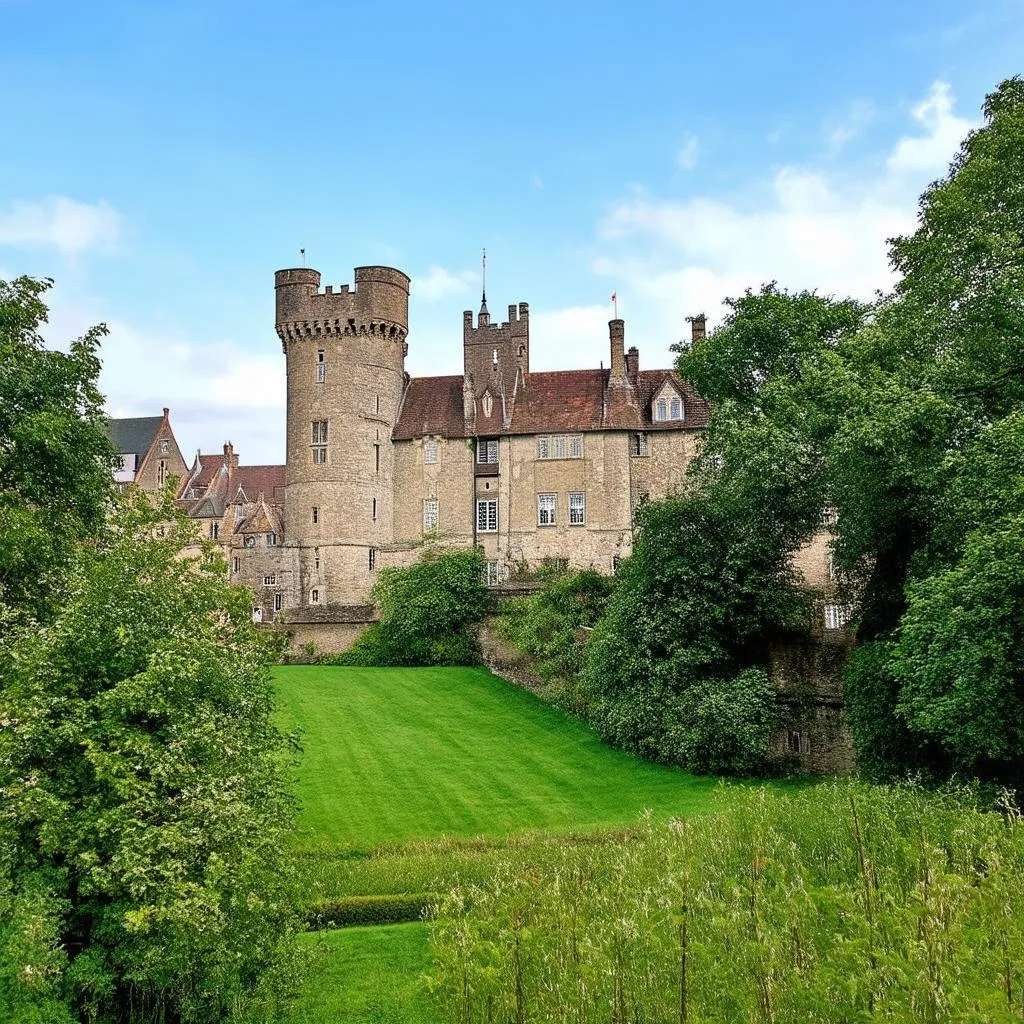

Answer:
[0,493,299,1022]
[0,276,118,627]
[334,547,490,666]
[667,78,1024,786]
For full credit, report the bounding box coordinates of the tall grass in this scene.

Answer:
[429,782,1024,1022]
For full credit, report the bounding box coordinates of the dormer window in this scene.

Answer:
[654,390,684,422]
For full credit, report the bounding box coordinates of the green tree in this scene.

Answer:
[0,276,118,627]
[581,492,800,773]
[0,492,299,1022]
[833,78,1024,780]
[336,547,490,666]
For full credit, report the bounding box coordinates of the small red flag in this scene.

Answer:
[611,291,616,302]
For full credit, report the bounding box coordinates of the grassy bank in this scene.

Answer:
[275,665,719,852]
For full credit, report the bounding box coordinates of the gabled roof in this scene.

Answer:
[105,416,164,458]
[392,368,710,440]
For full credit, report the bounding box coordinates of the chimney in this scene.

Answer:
[690,314,706,346]
[625,345,639,379]
[223,441,239,471]
[609,320,626,380]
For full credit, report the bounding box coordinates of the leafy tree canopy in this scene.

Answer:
[0,493,299,1023]
[0,276,118,626]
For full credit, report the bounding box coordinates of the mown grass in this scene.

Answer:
[282,924,435,1024]
[275,665,719,852]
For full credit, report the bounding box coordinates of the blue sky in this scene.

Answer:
[1,0,1021,463]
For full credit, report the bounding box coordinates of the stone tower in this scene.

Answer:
[275,265,410,606]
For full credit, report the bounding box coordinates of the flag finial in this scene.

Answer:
[480,248,489,318]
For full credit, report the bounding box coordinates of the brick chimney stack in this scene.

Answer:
[690,314,706,346]
[625,345,639,379]
[609,319,626,380]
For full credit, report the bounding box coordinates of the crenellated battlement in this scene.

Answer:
[462,299,529,398]
[275,265,410,351]
[462,301,529,338]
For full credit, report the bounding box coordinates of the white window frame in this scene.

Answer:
[631,432,648,457]
[424,441,438,465]
[368,548,377,571]
[537,493,557,527]
[274,592,283,612]
[423,498,439,533]
[316,349,325,383]
[312,446,327,465]
[312,420,329,445]
[824,604,851,630]
[267,532,277,547]
[263,574,277,587]
[476,499,498,533]
[568,492,586,526]
[477,439,498,464]
[244,535,256,548]
[484,560,500,586]
[669,396,683,420]
[537,435,583,460]
[159,438,169,454]
[655,398,667,421]
[210,522,219,539]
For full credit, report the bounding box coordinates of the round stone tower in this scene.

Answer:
[275,265,410,606]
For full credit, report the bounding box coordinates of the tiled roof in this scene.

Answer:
[104,416,163,458]
[234,465,286,503]
[392,369,709,440]
[393,376,464,440]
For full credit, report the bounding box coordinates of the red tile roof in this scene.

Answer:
[234,465,286,503]
[392,369,709,440]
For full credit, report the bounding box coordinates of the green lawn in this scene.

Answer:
[275,665,719,851]
[283,924,435,1024]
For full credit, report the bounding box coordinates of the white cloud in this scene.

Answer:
[0,197,122,256]
[530,304,616,371]
[887,81,974,176]
[588,80,979,363]
[414,264,478,302]
[824,99,875,153]
[42,300,286,464]
[676,134,700,170]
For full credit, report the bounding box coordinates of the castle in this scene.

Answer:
[167,264,719,648]
[105,262,851,770]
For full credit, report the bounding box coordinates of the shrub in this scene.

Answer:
[329,547,490,666]
[306,894,435,930]
[497,570,614,710]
